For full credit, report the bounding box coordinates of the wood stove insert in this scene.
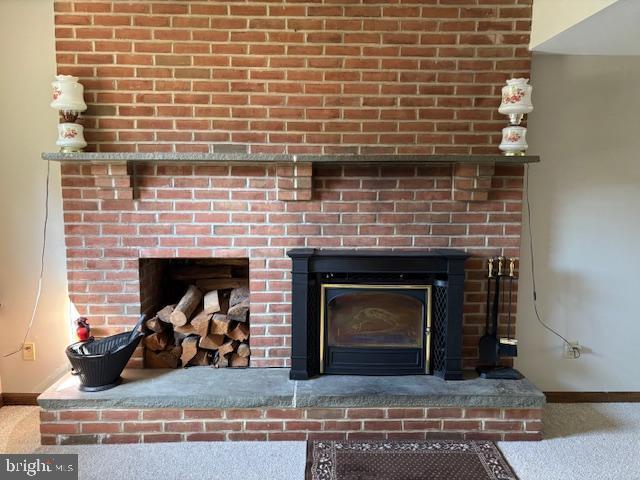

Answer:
[321,284,431,375]
[288,249,470,380]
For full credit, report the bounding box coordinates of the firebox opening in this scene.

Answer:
[139,258,250,369]
[321,284,432,376]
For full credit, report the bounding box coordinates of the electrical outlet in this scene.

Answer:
[563,341,582,359]
[22,342,36,361]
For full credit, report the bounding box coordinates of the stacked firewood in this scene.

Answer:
[143,274,250,369]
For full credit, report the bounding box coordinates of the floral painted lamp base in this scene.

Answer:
[499,126,528,156]
[56,123,87,153]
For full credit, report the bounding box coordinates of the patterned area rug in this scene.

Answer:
[306,440,518,480]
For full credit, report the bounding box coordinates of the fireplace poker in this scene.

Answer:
[477,256,521,379]
[499,257,518,358]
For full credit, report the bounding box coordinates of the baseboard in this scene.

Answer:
[545,391,640,403]
[1,393,40,406]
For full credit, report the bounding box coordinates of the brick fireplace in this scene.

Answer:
[60,161,525,370]
[53,0,532,370]
[39,0,544,445]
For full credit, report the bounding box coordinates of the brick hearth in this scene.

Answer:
[38,369,544,444]
[40,405,543,444]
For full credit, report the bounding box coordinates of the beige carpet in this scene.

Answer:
[499,403,640,480]
[0,406,40,453]
[1,404,640,479]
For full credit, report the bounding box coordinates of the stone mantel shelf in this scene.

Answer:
[46,151,538,202]
[42,152,539,164]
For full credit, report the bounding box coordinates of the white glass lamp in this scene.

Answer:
[498,78,533,156]
[51,75,87,152]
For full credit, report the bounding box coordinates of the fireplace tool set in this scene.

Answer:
[477,256,522,380]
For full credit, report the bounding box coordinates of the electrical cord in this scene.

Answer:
[1,160,50,358]
[525,163,581,359]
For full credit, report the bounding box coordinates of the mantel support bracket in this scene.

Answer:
[276,160,313,201]
[89,161,135,202]
[452,162,495,202]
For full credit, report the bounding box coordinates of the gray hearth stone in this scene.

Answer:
[38,368,545,410]
[294,374,544,408]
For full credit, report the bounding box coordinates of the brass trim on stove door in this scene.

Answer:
[319,284,433,374]
[320,284,326,373]
[425,283,432,374]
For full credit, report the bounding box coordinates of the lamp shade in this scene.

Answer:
[51,75,87,112]
[498,78,533,117]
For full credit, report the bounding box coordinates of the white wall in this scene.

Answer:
[530,0,616,50]
[532,0,640,56]
[0,0,70,393]
[517,54,640,391]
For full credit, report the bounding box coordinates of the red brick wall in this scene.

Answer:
[61,162,522,369]
[54,0,532,154]
[55,1,531,369]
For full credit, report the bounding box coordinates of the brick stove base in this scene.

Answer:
[40,406,543,444]
[38,368,545,444]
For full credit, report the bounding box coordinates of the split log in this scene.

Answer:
[174,309,211,337]
[189,349,211,367]
[145,317,164,333]
[195,278,248,292]
[210,313,231,335]
[199,333,225,350]
[146,346,181,368]
[236,342,251,358]
[229,353,249,368]
[227,323,249,342]
[230,286,249,308]
[191,309,211,336]
[157,305,175,323]
[159,346,182,368]
[144,331,171,352]
[203,290,220,314]
[217,340,235,357]
[170,285,203,327]
[180,336,199,367]
[227,300,249,323]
